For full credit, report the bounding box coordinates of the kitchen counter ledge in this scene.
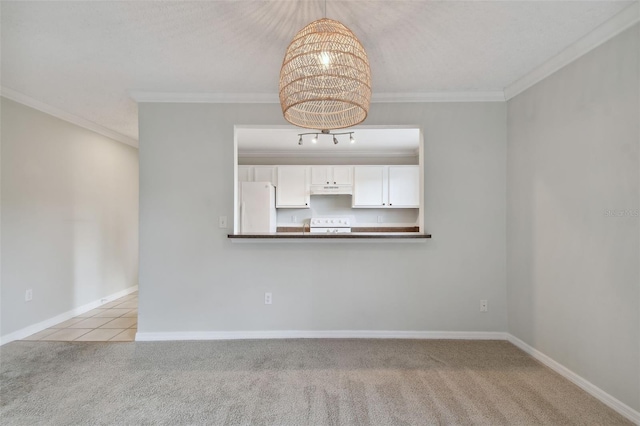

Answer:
[228,232,432,242]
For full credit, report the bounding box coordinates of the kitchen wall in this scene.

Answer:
[0,98,139,338]
[507,24,640,412]
[240,155,420,226]
[277,195,418,227]
[239,156,418,165]
[138,101,507,333]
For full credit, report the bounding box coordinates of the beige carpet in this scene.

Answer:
[0,339,631,425]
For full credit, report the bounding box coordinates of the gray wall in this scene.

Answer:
[138,101,507,333]
[507,24,640,411]
[1,98,139,336]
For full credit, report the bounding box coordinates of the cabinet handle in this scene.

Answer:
[390,203,393,206]
[383,203,386,205]
[305,203,308,206]
[326,181,329,184]
[333,181,336,184]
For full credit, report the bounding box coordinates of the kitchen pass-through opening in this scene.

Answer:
[233,125,424,236]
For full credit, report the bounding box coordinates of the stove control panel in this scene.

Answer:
[310,217,351,228]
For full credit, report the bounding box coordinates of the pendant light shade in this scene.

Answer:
[279,18,371,131]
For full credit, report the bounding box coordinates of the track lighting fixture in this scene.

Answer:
[296,131,355,146]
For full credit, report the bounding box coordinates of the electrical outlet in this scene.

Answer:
[25,289,33,302]
[480,299,488,312]
[219,216,228,228]
[377,215,383,223]
[264,292,272,305]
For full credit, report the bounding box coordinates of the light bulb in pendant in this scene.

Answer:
[350,134,355,144]
[312,134,318,144]
[320,52,331,67]
[298,136,303,145]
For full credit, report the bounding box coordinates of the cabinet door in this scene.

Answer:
[353,166,386,207]
[310,166,330,185]
[331,166,352,185]
[276,166,310,208]
[253,166,277,186]
[238,166,253,182]
[388,166,420,207]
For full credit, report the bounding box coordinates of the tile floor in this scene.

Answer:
[23,292,138,342]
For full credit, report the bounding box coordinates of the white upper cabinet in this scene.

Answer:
[310,166,353,185]
[240,164,418,209]
[353,166,387,207]
[311,166,330,185]
[332,166,352,185]
[253,166,277,186]
[238,165,253,182]
[388,166,420,207]
[276,166,310,208]
[353,165,420,208]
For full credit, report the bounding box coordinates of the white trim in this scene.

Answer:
[507,334,640,424]
[504,2,640,100]
[238,150,418,159]
[1,87,138,148]
[130,91,279,104]
[372,91,505,103]
[130,90,506,104]
[136,330,506,341]
[0,285,138,345]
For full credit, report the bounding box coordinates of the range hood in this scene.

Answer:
[310,184,353,195]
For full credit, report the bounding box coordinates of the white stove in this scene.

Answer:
[309,217,352,234]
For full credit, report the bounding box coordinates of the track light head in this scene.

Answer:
[297,131,355,146]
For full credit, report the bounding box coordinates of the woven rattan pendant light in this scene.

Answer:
[279,15,371,131]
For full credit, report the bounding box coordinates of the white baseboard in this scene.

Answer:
[135,330,507,342]
[507,334,640,424]
[0,285,138,345]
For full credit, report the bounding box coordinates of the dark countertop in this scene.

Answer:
[228,232,432,239]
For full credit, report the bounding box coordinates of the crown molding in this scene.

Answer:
[372,91,505,103]
[504,2,640,101]
[1,87,138,147]
[238,150,418,158]
[130,90,506,104]
[130,91,280,103]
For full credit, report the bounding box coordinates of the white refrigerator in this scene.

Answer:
[241,182,277,233]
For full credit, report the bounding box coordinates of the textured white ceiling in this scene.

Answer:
[0,1,633,142]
